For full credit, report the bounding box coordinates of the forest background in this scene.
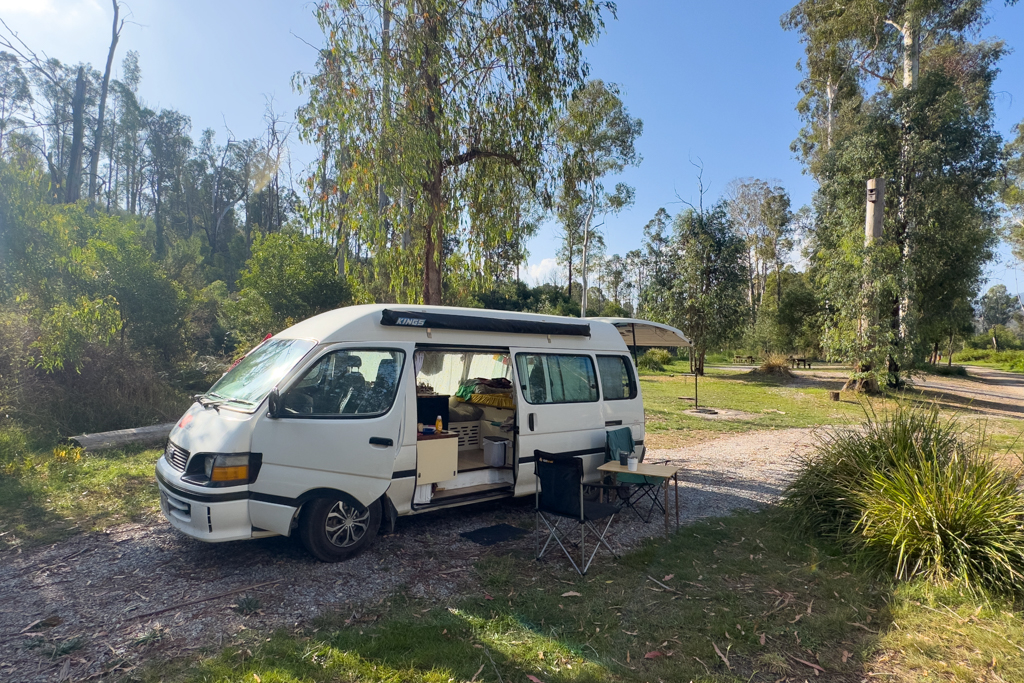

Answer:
[1,0,1023,443]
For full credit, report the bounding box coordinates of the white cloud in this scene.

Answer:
[522,257,561,287]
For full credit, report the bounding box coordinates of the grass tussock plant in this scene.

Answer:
[754,352,793,377]
[785,404,1024,594]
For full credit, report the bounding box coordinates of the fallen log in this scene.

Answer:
[70,423,175,452]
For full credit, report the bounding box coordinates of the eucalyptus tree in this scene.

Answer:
[145,109,191,257]
[668,201,748,375]
[784,0,1002,385]
[637,207,672,320]
[0,52,31,155]
[554,79,641,316]
[725,178,795,318]
[1004,120,1024,263]
[296,0,613,304]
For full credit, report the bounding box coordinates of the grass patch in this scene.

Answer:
[127,510,1024,683]
[639,363,871,435]
[0,445,162,549]
[129,511,893,682]
[952,349,1024,373]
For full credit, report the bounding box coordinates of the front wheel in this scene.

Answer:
[298,496,382,562]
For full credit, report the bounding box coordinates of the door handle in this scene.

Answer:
[605,420,622,426]
[528,413,535,431]
[369,437,393,447]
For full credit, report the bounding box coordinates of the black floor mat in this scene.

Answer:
[460,523,528,546]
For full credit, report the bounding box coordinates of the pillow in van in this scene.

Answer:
[449,396,484,421]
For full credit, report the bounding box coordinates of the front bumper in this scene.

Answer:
[156,458,253,542]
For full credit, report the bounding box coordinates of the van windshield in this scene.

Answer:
[204,338,316,408]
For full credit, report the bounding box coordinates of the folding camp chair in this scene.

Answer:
[535,450,620,575]
[605,427,669,523]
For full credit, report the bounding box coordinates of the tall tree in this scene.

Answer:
[554,79,642,317]
[668,199,749,375]
[0,52,31,155]
[297,0,613,304]
[784,0,1001,386]
[87,0,125,201]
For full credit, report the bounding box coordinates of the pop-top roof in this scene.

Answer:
[587,317,691,348]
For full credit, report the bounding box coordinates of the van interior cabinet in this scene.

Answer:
[416,432,458,485]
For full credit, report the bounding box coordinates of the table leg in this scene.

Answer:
[663,479,669,537]
[674,472,680,528]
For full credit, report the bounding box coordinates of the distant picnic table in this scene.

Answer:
[788,356,813,369]
[733,355,755,364]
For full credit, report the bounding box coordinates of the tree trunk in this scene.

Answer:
[63,67,88,203]
[46,152,63,199]
[88,0,121,201]
[902,13,919,90]
[420,5,443,305]
[580,183,596,318]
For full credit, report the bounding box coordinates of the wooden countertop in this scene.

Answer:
[417,431,458,441]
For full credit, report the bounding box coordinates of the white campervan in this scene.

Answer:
[155,305,688,561]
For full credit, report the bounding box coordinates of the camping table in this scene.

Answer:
[597,461,681,536]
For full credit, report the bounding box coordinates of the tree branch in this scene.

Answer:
[442,147,522,169]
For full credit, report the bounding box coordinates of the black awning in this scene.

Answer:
[380,309,591,337]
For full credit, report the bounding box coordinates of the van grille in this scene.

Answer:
[165,442,189,471]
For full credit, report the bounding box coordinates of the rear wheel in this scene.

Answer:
[298,496,381,562]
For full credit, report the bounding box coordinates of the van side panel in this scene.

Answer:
[248,499,297,536]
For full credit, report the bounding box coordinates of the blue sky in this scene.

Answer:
[2,0,1021,292]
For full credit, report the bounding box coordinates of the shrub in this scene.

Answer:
[785,406,1024,594]
[0,424,29,466]
[637,348,671,372]
[927,364,968,377]
[755,352,793,377]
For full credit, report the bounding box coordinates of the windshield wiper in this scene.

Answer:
[194,394,252,410]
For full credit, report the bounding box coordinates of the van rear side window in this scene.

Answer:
[516,354,598,405]
[597,355,638,400]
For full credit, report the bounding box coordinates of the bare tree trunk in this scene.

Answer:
[88,0,122,201]
[46,152,63,199]
[63,67,87,203]
[580,181,596,318]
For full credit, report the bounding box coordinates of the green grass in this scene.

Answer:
[128,510,1024,683]
[0,445,162,549]
[640,362,870,441]
[952,348,1024,373]
[128,511,889,682]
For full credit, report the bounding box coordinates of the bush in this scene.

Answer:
[784,406,1024,594]
[0,424,30,467]
[926,364,968,377]
[637,348,672,372]
[755,352,793,377]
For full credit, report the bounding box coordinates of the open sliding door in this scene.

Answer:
[510,348,606,496]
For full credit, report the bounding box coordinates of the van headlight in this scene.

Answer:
[204,454,250,484]
[181,452,261,487]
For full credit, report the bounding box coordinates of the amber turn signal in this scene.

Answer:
[211,465,249,482]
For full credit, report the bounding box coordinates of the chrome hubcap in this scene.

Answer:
[324,501,369,548]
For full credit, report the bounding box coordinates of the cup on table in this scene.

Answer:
[627,456,638,472]
[618,450,629,466]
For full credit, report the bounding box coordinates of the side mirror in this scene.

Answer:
[267,387,282,419]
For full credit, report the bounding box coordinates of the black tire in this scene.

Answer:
[298,495,382,562]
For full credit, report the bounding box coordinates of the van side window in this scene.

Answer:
[515,354,598,405]
[597,355,638,400]
[283,349,405,417]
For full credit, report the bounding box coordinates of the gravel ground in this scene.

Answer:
[0,428,817,682]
